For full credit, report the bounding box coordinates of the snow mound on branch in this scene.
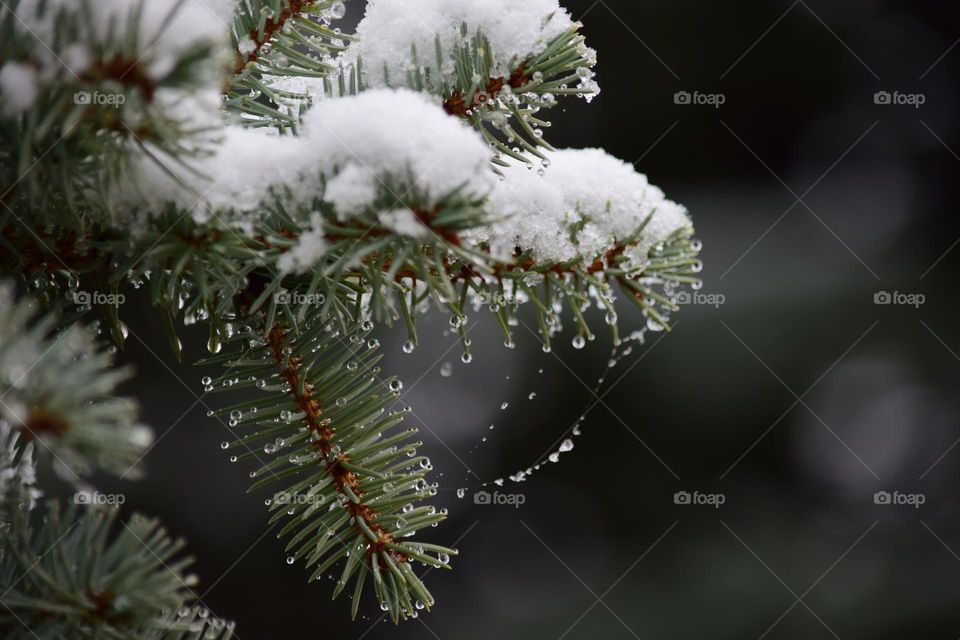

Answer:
[352,0,575,85]
[302,88,494,214]
[125,88,493,226]
[467,148,691,266]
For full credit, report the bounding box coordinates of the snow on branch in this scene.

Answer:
[470,148,692,269]
[125,88,493,226]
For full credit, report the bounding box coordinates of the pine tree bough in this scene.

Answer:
[0,0,702,633]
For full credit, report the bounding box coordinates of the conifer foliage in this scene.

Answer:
[0,0,701,633]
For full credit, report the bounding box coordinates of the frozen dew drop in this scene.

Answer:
[500,401,509,410]
[559,439,574,453]
[646,316,665,332]
[528,392,536,400]
[456,488,465,499]
[548,452,560,463]
[329,1,346,19]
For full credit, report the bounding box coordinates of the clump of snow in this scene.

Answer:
[467,148,691,267]
[0,62,39,115]
[301,88,494,211]
[351,0,575,86]
[124,88,493,226]
[323,165,378,218]
[379,209,430,239]
[278,214,328,274]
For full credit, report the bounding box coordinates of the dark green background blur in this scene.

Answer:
[46,0,960,637]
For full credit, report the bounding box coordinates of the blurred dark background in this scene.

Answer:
[45,0,960,637]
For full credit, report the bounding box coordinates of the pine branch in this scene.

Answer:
[0,282,151,480]
[0,502,223,639]
[200,313,455,622]
[0,0,228,224]
[226,0,352,127]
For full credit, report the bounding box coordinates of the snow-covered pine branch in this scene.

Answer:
[0,0,702,630]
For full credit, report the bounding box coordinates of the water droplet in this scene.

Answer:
[461,353,472,364]
[572,335,586,349]
[220,441,230,450]
[528,392,536,400]
[286,556,295,565]
[389,380,403,392]
[559,439,574,453]
[402,340,415,354]
[456,488,465,499]
[440,362,453,377]
[500,401,509,410]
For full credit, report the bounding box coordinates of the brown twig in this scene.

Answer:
[265,324,405,564]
